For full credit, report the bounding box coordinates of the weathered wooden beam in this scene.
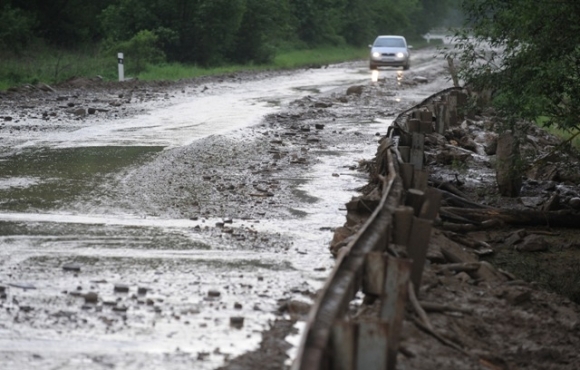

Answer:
[381,257,412,370]
[410,133,424,170]
[393,206,414,246]
[356,321,389,370]
[406,217,433,296]
[441,207,580,228]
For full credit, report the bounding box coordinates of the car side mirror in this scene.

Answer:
[408,45,413,49]
[368,44,373,48]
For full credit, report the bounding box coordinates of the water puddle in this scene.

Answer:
[0,146,163,211]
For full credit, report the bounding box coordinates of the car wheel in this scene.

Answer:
[403,63,410,71]
[370,63,378,70]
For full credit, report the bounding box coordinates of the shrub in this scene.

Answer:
[110,30,166,75]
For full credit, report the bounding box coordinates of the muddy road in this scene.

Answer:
[0,48,452,369]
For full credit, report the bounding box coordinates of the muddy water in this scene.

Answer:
[0,50,448,369]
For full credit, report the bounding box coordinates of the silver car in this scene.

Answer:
[369,35,411,70]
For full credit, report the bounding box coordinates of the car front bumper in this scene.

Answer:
[370,55,408,67]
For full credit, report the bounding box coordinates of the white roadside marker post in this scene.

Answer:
[118,52,124,82]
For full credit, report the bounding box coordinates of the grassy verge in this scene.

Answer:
[0,46,116,90]
[272,46,369,69]
[536,116,580,150]
[0,45,369,90]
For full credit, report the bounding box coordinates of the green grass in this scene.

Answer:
[272,46,368,69]
[0,40,439,90]
[139,46,368,81]
[0,45,370,90]
[536,116,580,150]
[407,37,444,50]
[0,46,116,90]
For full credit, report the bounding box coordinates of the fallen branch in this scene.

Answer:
[408,283,470,356]
[440,189,491,209]
[439,208,481,224]
[408,282,432,330]
[441,207,580,228]
[438,219,502,232]
[431,179,471,200]
[438,262,481,273]
[419,301,474,315]
[445,232,493,250]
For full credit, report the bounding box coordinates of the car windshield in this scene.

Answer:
[374,38,405,48]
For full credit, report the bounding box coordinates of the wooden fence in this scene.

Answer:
[292,88,467,370]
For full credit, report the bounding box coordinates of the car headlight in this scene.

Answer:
[372,52,381,58]
[396,52,405,58]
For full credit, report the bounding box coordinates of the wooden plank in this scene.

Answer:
[410,133,424,170]
[419,121,433,134]
[330,321,355,370]
[380,257,411,321]
[398,133,412,147]
[398,146,410,163]
[356,321,389,370]
[449,109,458,127]
[378,222,390,253]
[419,187,442,221]
[406,217,433,296]
[381,257,412,370]
[420,110,433,124]
[456,91,468,120]
[412,169,429,191]
[405,188,425,216]
[399,163,414,190]
[436,103,448,134]
[393,206,414,246]
[362,252,385,296]
[407,118,421,133]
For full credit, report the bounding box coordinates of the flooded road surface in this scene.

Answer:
[0,49,450,369]
[8,64,369,150]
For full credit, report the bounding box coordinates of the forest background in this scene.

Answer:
[0,0,461,88]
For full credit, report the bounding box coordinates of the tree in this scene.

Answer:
[289,0,346,46]
[102,0,293,65]
[340,0,379,46]
[454,0,580,133]
[229,0,291,64]
[13,0,116,46]
[408,0,453,36]
[0,4,36,53]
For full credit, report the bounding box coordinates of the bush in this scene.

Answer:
[0,5,36,54]
[109,30,166,75]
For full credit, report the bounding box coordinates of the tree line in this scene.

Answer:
[455,0,580,132]
[0,0,458,66]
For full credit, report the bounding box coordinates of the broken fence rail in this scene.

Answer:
[291,88,464,370]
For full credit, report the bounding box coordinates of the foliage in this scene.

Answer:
[453,0,580,132]
[112,30,166,74]
[0,5,36,53]
[228,0,289,64]
[13,0,116,46]
[0,45,115,89]
[0,44,368,91]
[0,0,459,73]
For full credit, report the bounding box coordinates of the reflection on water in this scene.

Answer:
[397,70,404,86]
[371,69,405,85]
[0,146,163,211]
